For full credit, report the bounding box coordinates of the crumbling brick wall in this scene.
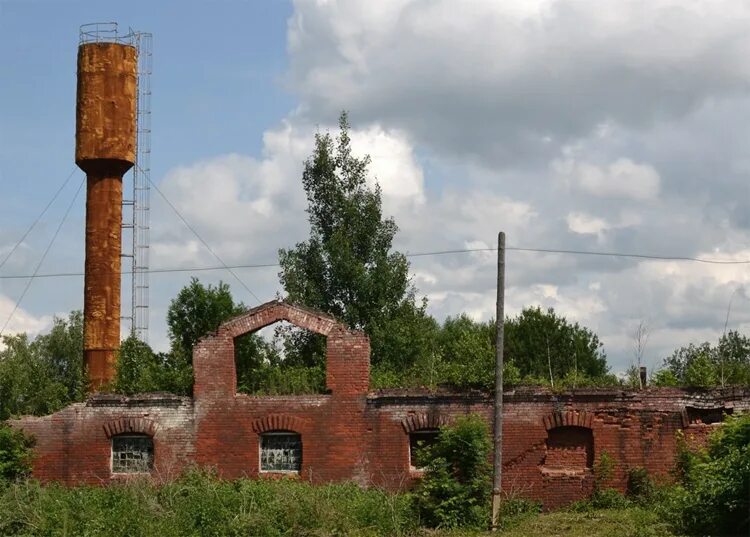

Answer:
[11,301,750,509]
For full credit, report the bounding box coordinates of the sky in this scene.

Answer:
[1,0,750,375]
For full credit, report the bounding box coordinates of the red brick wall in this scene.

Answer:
[11,301,750,509]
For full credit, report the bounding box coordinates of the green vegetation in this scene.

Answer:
[654,330,750,387]
[0,424,34,484]
[0,470,416,537]
[0,470,687,537]
[662,413,750,535]
[413,415,494,529]
[278,112,433,378]
[0,312,84,420]
[492,508,683,537]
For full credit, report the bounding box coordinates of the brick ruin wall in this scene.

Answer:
[12,302,750,509]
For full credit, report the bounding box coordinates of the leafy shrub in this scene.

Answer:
[0,425,34,484]
[238,364,326,395]
[651,368,679,387]
[594,450,615,487]
[589,488,630,510]
[569,450,630,512]
[413,414,492,529]
[626,467,655,504]
[668,414,750,536]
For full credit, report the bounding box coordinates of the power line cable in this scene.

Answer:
[0,176,86,338]
[146,176,263,304]
[2,245,750,281]
[407,246,750,265]
[0,168,78,271]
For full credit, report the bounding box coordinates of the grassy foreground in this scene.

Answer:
[0,471,687,537]
[449,508,683,537]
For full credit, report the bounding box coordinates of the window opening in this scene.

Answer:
[685,406,732,425]
[543,426,593,473]
[112,434,153,473]
[409,429,440,469]
[260,432,302,472]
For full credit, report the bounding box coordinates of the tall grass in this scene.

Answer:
[0,469,416,536]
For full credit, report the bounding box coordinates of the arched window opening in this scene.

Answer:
[235,321,326,395]
[260,431,302,473]
[409,429,440,469]
[112,434,153,473]
[543,426,593,474]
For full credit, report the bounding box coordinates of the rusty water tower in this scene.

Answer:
[76,24,137,390]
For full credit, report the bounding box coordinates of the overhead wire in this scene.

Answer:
[146,175,263,304]
[2,245,749,282]
[0,168,78,271]
[0,175,86,338]
[407,246,750,265]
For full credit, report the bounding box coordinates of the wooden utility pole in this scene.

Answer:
[491,231,505,530]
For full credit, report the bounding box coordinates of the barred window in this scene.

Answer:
[112,434,153,473]
[409,429,440,469]
[260,432,302,472]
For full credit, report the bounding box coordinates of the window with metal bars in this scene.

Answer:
[260,432,302,472]
[111,434,154,473]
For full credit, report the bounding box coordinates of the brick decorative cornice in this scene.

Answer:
[252,414,305,434]
[401,413,451,433]
[103,417,157,438]
[542,410,593,430]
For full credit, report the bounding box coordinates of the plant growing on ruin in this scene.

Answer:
[0,424,34,484]
[666,414,750,535]
[413,414,492,528]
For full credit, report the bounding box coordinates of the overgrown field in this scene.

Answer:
[0,475,686,537]
[0,473,416,536]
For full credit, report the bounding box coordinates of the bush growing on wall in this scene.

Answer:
[668,413,750,535]
[0,425,34,484]
[413,414,492,529]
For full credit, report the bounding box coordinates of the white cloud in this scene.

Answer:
[289,0,750,164]
[0,294,51,346]
[350,125,425,207]
[566,212,610,237]
[553,156,661,200]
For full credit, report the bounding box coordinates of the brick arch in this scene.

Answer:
[542,410,593,431]
[221,300,343,339]
[401,414,452,433]
[252,414,306,434]
[103,417,157,438]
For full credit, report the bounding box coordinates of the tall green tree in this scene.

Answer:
[0,334,68,420]
[436,315,520,390]
[0,311,84,419]
[504,307,608,384]
[167,278,239,357]
[32,311,84,401]
[278,112,431,370]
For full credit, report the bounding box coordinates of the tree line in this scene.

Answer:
[0,112,748,419]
